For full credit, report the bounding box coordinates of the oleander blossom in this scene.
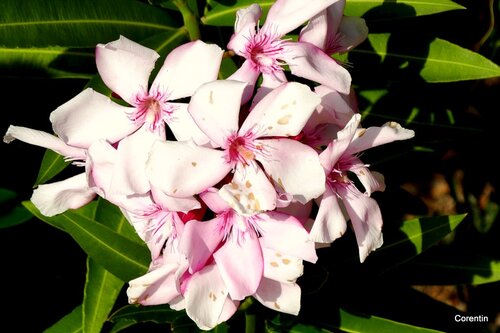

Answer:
[311,114,415,262]
[227,0,352,103]
[146,80,326,215]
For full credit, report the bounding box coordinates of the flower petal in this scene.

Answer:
[257,138,325,204]
[254,278,302,315]
[95,35,159,104]
[338,185,384,262]
[214,234,263,300]
[351,167,386,195]
[282,42,351,94]
[188,80,247,147]
[227,4,261,55]
[347,121,415,155]
[261,247,304,282]
[167,103,215,147]
[147,140,231,197]
[310,187,347,243]
[219,163,277,215]
[3,125,86,160]
[240,82,320,138]
[258,211,318,263]
[313,84,357,128]
[227,60,260,104]
[338,16,369,53]
[184,264,233,330]
[264,0,340,37]
[50,88,138,147]
[31,173,96,217]
[152,40,224,100]
[199,188,231,214]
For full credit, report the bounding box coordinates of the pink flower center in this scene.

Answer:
[130,89,174,132]
[225,131,262,167]
[245,31,285,74]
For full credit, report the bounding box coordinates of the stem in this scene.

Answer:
[172,0,201,41]
[245,312,256,333]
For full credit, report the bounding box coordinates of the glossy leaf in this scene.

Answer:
[0,0,182,48]
[344,0,465,19]
[201,0,464,26]
[93,198,143,244]
[35,149,70,186]
[23,200,150,282]
[83,258,124,333]
[109,304,186,331]
[43,305,83,333]
[352,34,500,82]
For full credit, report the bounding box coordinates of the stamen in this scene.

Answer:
[129,87,174,132]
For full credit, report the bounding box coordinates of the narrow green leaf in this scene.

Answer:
[344,0,465,19]
[109,304,185,326]
[43,305,83,333]
[0,0,182,48]
[23,201,149,281]
[83,258,124,333]
[35,149,70,186]
[334,308,444,333]
[352,34,500,82]
[201,0,465,27]
[368,214,466,272]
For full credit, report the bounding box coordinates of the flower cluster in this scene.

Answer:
[4,0,415,330]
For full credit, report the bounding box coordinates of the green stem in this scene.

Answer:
[172,0,201,41]
[245,312,256,333]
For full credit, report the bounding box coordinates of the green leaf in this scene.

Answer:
[344,0,465,19]
[0,188,32,228]
[368,214,467,272]
[35,149,70,186]
[43,305,83,333]
[83,258,124,333]
[0,0,182,48]
[202,0,273,26]
[352,34,500,82]
[109,304,186,330]
[23,200,150,281]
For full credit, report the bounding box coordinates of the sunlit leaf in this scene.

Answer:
[201,0,465,26]
[23,200,149,281]
[344,0,465,19]
[0,0,182,48]
[352,34,500,82]
[43,305,83,333]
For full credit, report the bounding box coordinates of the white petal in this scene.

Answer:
[261,247,304,282]
[254,278,302,315]
[167,103,216,147]
[31,173,95,217]
[95,35,159,104]
[240,82,320,138]
[310,187,347,243]
[152,40,224,100]
[227,4,261,55]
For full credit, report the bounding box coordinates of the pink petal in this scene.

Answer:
[86,140,117,199]
[147,140,231,197]
[276,200,313,225]
[219,163,277,215]
[227,60,260,104]
[95,35,159,105]
[151,188,201,212]
[313,85,357,128]
[227,4,261,55]
[338,185,384,262]
[256,138,325,204]
[282,42,351,94]
[3,125,86,160]
[299,1,345,50]
[261,247,304,282]
[351,167,386,195]
[254,278,302,315]
[214,233,263,300]
[166,103,215,147]
[31,173,96,217]
[199,188,231,214]
[338,16,369,53]
[188,80,246,147]
[346,121,415,155]
[50,88,139,147]
[240,82,320,138]
[152,40,224,100]
[264,0,340,37]
[258,211,318,263]
[180,217,225,273]
[184,264,233,330]
[310,187,347,243]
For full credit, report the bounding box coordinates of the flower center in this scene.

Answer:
[225,132,262,167]
[130,89,173,132]
[246,31,285,74]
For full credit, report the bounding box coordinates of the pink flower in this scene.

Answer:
[311,114,415,262]
[226,0,351,103]
[147,80,326,214]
